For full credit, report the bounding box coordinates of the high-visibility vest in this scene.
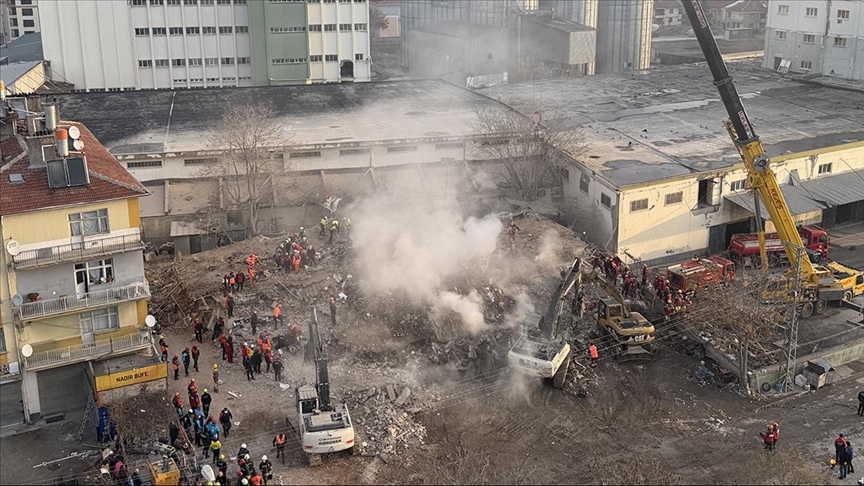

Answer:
[276,435,286,445]
[273,307,281,318]
[589,345,598,359]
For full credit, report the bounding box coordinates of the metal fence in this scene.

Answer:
[12,232,144,269]
[24,332,153,370]
[16,281,150,320]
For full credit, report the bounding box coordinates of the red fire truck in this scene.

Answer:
[667,255,736,294]
[728,225,829,267]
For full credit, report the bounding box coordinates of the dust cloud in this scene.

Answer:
[534,228,563,272]
[350,196,503,334]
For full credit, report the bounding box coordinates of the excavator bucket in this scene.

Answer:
[618,345,654,362]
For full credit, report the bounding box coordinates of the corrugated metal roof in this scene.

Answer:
[724,169,864,218]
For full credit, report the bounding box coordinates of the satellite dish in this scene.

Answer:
[73,139,84,151]
[11,294,24,306]
[21,344,33,357]
[67,126,81,139]
[145,315,157,328]
[6,239,20,256]
[201,465,215,482]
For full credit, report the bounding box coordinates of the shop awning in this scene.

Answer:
[724,169,864,219]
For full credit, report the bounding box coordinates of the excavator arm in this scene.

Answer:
[309,308,332,411]
[540,257,582,340]
[680,0,826,286]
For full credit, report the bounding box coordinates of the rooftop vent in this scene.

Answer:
[46,157,89,189]
[9,174,24,184]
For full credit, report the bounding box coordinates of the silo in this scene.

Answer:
[540,0,597,28]
[595,0,653,73]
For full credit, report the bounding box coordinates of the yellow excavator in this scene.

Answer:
[596,279,655,361]
[681,0,864,318]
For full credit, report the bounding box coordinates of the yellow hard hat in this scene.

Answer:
[213,364,218,369]
[830,458,837,465]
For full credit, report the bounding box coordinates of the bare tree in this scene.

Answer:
[370,2,390,37]
[206,103,292,235]
[473,108,586,201]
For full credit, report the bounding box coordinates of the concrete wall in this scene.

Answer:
[563,166,620,253]
[408,28,509,83]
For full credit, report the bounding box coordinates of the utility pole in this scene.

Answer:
[781,244,804,392]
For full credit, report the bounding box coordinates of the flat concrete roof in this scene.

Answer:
[52,80,502,156]
[479,60,864,187]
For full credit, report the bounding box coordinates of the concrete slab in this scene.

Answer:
[828,221,864,269]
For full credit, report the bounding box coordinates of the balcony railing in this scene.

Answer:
[23,332,153,371]
[15,280,151,320]
[11,231,145,269]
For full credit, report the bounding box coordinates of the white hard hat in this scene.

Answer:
[241,443,247,449]
[241,480,249,485]
[262,455,267,461]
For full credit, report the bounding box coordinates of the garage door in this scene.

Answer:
[0,381,24,427]
[38,364,89,416]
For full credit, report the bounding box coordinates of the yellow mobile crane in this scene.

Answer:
[680,0,864,318]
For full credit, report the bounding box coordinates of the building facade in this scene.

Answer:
[763,0,864,79]
[3,0,40,43]
[0,99,151,424]
[654,0,683,26]
[717,0,766,40]
[37,0,370,92]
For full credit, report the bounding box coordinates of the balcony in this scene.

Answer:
[23,332,154,371]
[11,231,145,270]
[15,280,151,321]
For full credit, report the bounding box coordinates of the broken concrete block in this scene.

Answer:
[394,387,411,407]
[386,384,397,402]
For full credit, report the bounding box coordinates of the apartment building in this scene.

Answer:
[37,0,370,92]
[0,98,151,425]
[718,0,766,40]
[3,0,40,43]
[763,0,864,79]
[654,0,683,26]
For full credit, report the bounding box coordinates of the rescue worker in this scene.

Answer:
[836,434,848,464]
[760,424,775,451]
[589,343,599,368]
[250,472,263,486]
[210,436,222,464]
[307,245,317,266]
[213,364,220,393]
[222,274,231,297]
[201,388,212,417]
[329,296,338,327]
[172,355,181,380]
[507,220,519,250]
[219,407,233,438]
[259,456,273,485]
[191,345,200,372]
[226,293,235,319]
[251,346,263,374]
[183,409,194,436]
[244,353,255,381]
[329,218,339,243]
[272,352,284,382]
[299,227,307,239]
[160,336,169,362]
[237,443,250,462]
[169,421,180,445]
[235,270,245,292]
[248,265,255,284]
[273,433,287,464]
[251,311,260,336]
[343,217,351,237]
[264,348,273,374]
[193,411,204,447]
[189,389,200,411]
[172,392,183,411]
[193,317,204,343]
[202,422,213,459]
[181,347,191,376]
[212,316,225,342]
[642,263,649,287]
[228,272,236,294]
[858,390,864,416]
[216,454,229,478]
[273,304,283,326]
[188,378,198,396]
[319,215,328,237]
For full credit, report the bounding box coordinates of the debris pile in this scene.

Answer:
[344,385,428,455]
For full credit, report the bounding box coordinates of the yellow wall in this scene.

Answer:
[20,301,143,350]
[2,199,134,246]
[127,197,141,228]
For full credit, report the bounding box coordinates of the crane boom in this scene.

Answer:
[679,0,827,285]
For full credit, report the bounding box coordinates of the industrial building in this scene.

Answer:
[480,60,864,266]
[763,0,864,80]
[0,97,153,425]
[37,0,371,92]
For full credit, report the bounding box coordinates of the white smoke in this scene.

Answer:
[534,228,563,272]
[433,290,488,334]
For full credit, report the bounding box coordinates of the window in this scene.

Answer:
[150,0,164,5]
[270,26,306,33]
[184,0,198,5]
[310,55,323,62]
[237,57,250,64]
[138,60,153,67]
[70,209,110,236]
[127,160,163,168]
[170,27,184,35]
[837,10,850,20]
[697,178,718,207]
[221,57,234,65]
[834,37,847,47]
[152,27,167,35]
[184,157,217,165]
[387,145,417,153]
[167,0,182,5]
[728,180,746,192]
[803,33,815,43]
[325,54,338,61]
[22,19,33,27]
[201,0,214,4]
[132,0,146,5]
[355,53,364,61]
[186,26,200,34]
[290,151,322,158]
[217,0,231,4]
[135,28,150,36]
[271,58,306,64]
[805,7,818,16]
[236,25,248,33]
[173,58,186,67]
[776,31,786,40]
[630,198,649,212]
[21,8,33,15]
[80,307,120,333]
[309,24,322,32]
[189,58,203,66]
[339,24,352,31]
[0,327,5,353]
[435,142,462,150]
[777,4,789,14]
[324,24,336,31]
[800,60,813,70]
[155,59,169,67]
[665,191,684,204]
[354,23,368,31]
[600,193,611,209]
[340,148,370,156]
[205,57,218,65]
[22,0,33,4]
[203,26,217,34]
[10,18,16,27]
[75,259,115,289]
[323,0,336,3]
[219,26,233,34]
[818,163,832,174]
[10,29,18,37]
[234,0,246,3]
[579,173,590,194]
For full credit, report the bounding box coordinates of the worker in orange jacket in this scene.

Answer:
[589,344,599,368]
[273,304,283,326]
[171,355,180,380]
